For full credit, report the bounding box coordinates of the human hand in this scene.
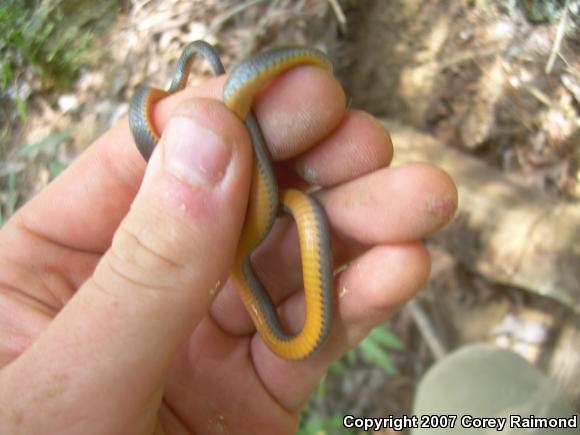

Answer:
[0,65,457,434]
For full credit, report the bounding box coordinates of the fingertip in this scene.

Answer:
[423,164,458,232]
[321,161,459,245]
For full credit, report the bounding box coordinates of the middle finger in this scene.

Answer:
[211,161,457,333]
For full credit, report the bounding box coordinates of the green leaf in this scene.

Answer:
[368,327,404,350]
[0,126,8,144]
[518,0,564,23]
[18,128,73,155]
[0,59,12,89]
[314,373,327,398]
[48,161,66,178]
[298,413,346,435]
[329,358,347,375]
[359,337,398,375]
[16,97,27,121]
[5,170,18,219]
[299,414,329,434]
[345,347,357,365]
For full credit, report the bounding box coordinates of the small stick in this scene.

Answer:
[406,297,448,361]
[327,0,347,33]
[545,0,570,74]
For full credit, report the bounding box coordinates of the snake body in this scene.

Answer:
[129,41,333,360]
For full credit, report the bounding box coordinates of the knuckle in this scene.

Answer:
[104,220,185,290]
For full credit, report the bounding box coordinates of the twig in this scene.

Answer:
[327,0,347,33]
[406,298,447,361]
[522,83,552,107]
[545,0,570,74]
[209,0,266,34]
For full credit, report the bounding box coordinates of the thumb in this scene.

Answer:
[94,97,251,354]
[0,98,251,433]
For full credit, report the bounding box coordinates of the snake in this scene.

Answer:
[128,40,333,360]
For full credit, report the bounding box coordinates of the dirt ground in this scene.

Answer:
[1,0,579,429]
[340,1,578,196]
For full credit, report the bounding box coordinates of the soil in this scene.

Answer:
[337,0,579,199]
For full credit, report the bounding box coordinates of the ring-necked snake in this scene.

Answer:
[128,41,333,360]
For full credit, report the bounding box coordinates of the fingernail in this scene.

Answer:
[163,116,232,185]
